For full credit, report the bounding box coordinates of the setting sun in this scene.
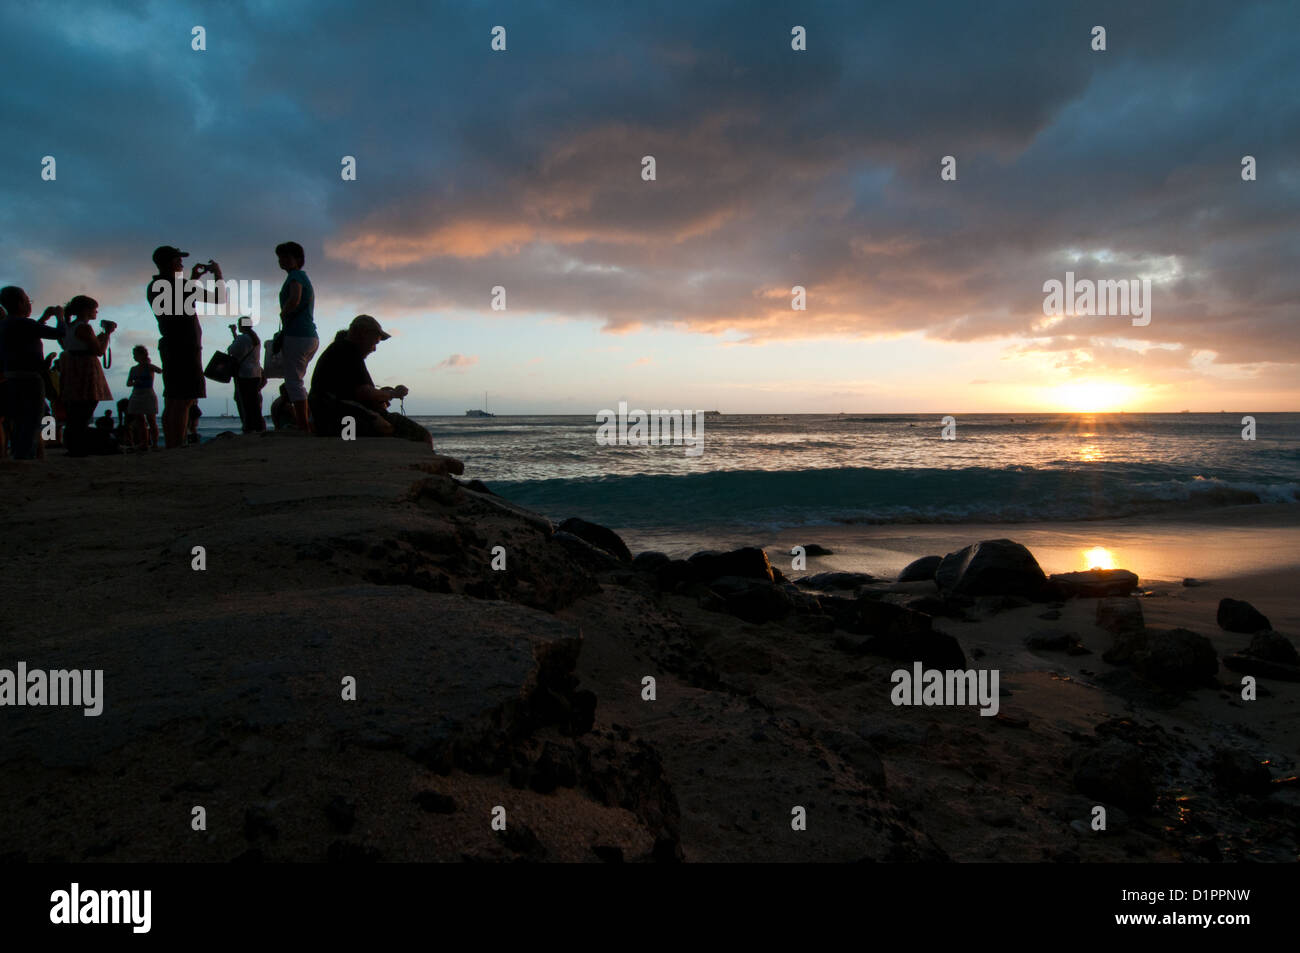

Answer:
[1053,380,1136,413]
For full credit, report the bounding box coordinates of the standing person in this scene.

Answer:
[148,245,223,449]
[126,345,161,449]
[0,301,6,459]
[59,295,116,455]
[227,316,265,433]
[275,242,318,433]
[44,352,65,447]
[0,288,65,460]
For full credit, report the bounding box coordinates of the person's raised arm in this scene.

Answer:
[37,306,64,340]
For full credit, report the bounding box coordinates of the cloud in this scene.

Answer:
[0,0,1296,400]
[432,353,479,372]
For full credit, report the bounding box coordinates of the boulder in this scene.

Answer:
[1221,654,1300,682]
[897,555,942,583]
[1073,741,1156,811]
[1048,569,1139,598]
[550,531,623,572]
[654,559,694,590]
[1217,598,1271,634]
[1025,632,1089,655]
[818,594,864,631]
[704,576,794,624]
[855,602,966,669]
[934,539,1046,597]
[1210,749,1272,796]
[795,571,875,591]
[631,551,671,573]
[1097,598,1146,664]
[800,544,834,556]
[780,583,824,615]
[1133,628,1218,689]
[1245,630,1300,666]
[556,517,632,563]
[687,547,774,583]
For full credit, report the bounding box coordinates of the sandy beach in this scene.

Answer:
[1,437,1297,862]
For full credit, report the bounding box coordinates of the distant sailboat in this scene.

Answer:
[217,398,235,419]
[466,391,496,418]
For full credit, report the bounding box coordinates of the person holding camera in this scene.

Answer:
[227,316,265,433]
[0,286,66,460]
[59,294,116,455]
[307,315,464,473]
[147,244,223,449]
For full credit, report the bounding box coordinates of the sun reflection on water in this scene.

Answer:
[1082,546,1115,570]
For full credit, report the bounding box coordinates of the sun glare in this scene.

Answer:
[1082,546,1115,570]
[1053,380,1134,413]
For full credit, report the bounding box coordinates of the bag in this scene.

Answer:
[263,338,285,379]
[204,350,238,383]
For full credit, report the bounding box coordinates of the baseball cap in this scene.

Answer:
[349,314,391,340]
[152,245,189,270]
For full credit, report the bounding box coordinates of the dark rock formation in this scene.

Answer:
[897,555,942,582]
[934,539,1046,597]
[1048,569,1139,598]
[687,547,775,584]
[1098,598,1146,664]
[702,576,794,624]
[795,571,876,591]
[1245,630,1300,666]
[1133,628,1218,689]
[1217,598,1271,634]
[1210,749,1271,796]
[557,517,632,563]
[631,551,671,573]
[1074,741,1156,811]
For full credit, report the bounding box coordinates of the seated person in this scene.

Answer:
[270,382,295,430]
[308,315,463,472]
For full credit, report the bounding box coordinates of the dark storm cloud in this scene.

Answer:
[1,0,1296,375]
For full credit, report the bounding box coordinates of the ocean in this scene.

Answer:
[197,412,1300,573]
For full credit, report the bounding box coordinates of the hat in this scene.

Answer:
[349,314,391,340]
[152,245,189,270]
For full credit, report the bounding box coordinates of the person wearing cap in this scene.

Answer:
[307,315,463,471]
[275,241,319,433]
[226,315,265,433]
[147,244,223,449]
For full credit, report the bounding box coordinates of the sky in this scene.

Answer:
[2,0,1298,415]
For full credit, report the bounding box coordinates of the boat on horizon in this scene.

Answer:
[466,391,496,417]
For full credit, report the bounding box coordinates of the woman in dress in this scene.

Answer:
[126,344,162,449]
[59,295,116,454]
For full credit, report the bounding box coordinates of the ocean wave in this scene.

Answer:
[493,465,1300,530]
